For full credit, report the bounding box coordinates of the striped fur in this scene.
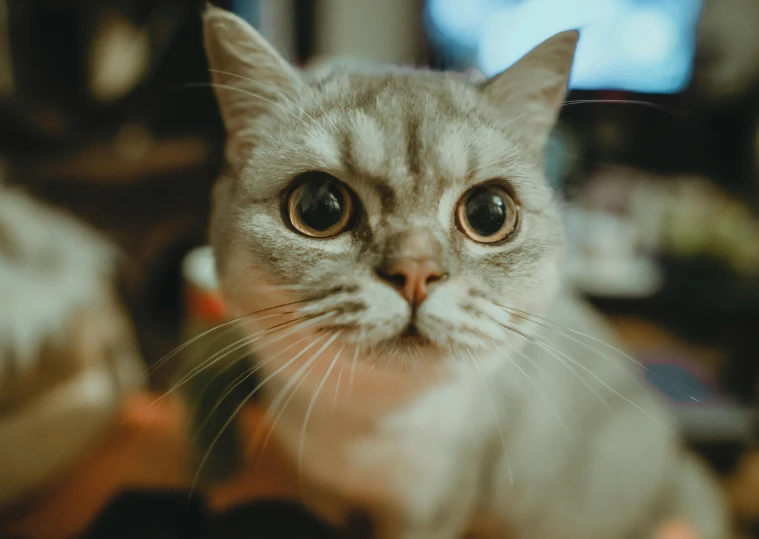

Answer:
[201,7,730,539]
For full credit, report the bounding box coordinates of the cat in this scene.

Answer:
[199,6,730,538]
[0,183,143,506]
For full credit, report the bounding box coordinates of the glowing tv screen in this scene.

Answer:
[425,0,703,94]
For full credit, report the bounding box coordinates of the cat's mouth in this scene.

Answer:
[402,323,420,337]
[397,322,432,346]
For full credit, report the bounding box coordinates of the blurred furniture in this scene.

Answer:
[0,394,323,539]
[0,0,228,383]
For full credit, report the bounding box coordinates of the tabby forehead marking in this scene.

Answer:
[302,123,343,171]
[347,112,386,176]
[330,102,470,217]
[433,124,470,186]
[337,131,394,216]
[406,114,423,182]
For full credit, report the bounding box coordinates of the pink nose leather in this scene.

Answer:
[377,259,446,308]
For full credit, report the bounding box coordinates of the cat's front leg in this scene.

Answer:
[302,479,476,539]
[372,507,478,539]
[328,459,483,539]
[374,456,500,539]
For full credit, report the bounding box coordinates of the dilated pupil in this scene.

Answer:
[465,189,507,237]
[297,180,344,231]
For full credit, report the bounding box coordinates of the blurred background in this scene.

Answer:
[1,0,759,536]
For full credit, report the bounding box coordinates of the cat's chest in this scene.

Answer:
[270,369,493,537]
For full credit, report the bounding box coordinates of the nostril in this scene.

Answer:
[425,271,448,286]
[388,271,407,288]
[375,267,407,289]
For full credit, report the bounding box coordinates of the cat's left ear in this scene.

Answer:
[481,30,579,151]
[203,4,304,162]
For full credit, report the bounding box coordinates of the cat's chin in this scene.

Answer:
[368,324,471,364]
[380,336,434,352]
[369,325,441,358]
[395,331,434,350]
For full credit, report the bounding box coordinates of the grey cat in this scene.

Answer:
[200,6,730,538]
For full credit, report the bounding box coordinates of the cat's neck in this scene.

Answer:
[257,346,467,421]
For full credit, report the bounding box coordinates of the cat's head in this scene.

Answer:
[203,6,577,366]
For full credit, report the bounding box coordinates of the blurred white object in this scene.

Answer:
[564,207,664,298]
[565,166,759,297]
[427,0,701,93]
[0,186,143,506]
[183,245,219,293]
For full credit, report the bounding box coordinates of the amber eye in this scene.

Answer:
[286,172,355,237]
[456,183,519,243]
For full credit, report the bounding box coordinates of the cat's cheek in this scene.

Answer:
[217,250,302,322]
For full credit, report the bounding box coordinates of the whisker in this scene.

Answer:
[158,313,310,405]
[211,64,330,121]
[261,332,341,430]
[562,99,687,117]
[298,345,343,484]
[331,365,343,418]
[465,350,514,484]
[184,345,254,428]
[495,304,699,403]
[347,343,360,400]
[498,320,673,432]
[258,333,339,427]
[190,332,330,495]
[145,311,330,420]
[490,339,574,440]
[179,82,310,127]
[140,333,256,419]
[191,311,339,434]
[208,68,319,125]
[145,319,240,378]
[208,69,334,123]
[177,311,299,378]
[146,297,319,376]
[252,333,341,474]
[491,318,614,414]
[252,361,321,474]
[190,333,314,448]
[259,283,314,291]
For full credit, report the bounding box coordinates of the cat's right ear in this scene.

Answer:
[481,30,579,153]
[203,4,303,162]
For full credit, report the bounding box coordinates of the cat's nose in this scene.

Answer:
[375,258,447,308]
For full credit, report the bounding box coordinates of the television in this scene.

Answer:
[424,0,703,94]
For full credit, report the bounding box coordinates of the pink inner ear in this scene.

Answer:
[655,520,698,539]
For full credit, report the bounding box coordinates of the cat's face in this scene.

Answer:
[204,7,577,366]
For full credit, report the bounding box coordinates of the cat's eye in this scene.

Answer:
[286,172,355,238]
[456,183,519,243]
